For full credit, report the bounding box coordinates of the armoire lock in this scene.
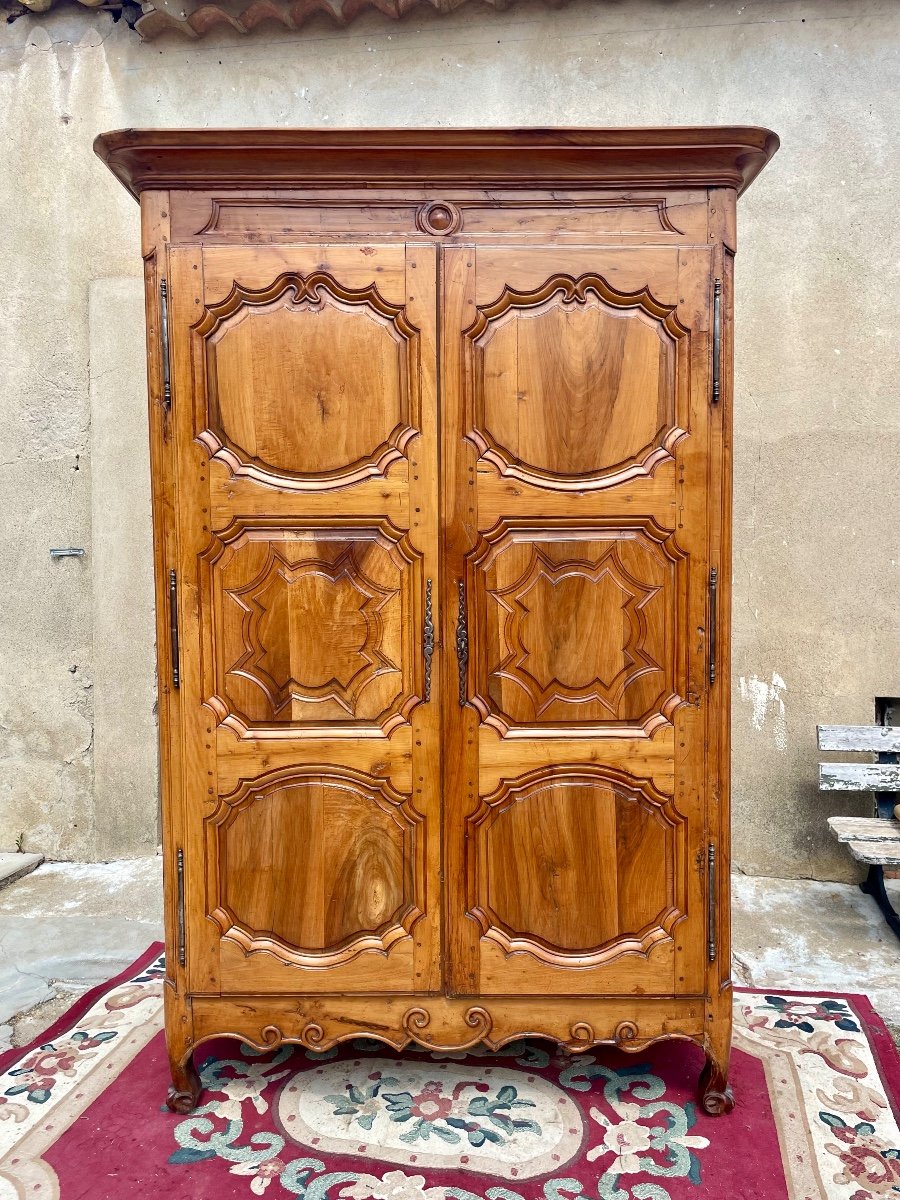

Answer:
[95,127,778,1116]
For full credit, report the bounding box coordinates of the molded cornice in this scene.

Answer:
[94,126,779,201]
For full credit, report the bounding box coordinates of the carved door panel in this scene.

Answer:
[441,245,712,997]
[166,243,440,995]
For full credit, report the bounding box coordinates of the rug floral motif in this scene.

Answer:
[0,946,898,1200]
[172,1044,711,1199]
[733,993,900,1200]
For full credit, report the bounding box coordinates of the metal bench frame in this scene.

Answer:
[862,858,900,941]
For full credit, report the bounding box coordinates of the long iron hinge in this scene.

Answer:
[456,580,469,706]
[708,566,718,686]
[176,847,186,967]
[711,277,722,404]
[159,277,172,411]
[707,842,717,962]
[423,578,434,702]
[169,568,180,690]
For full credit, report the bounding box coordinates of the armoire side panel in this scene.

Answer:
[140,191,185,999]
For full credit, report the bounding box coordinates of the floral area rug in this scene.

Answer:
[1,945,899,1200]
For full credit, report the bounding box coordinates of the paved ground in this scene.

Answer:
[732,873,900,1046]
[0,860,897,1051]
[0,853,43,889]
[0,860,163,1051]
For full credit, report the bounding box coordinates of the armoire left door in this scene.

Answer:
[165,242,441,996]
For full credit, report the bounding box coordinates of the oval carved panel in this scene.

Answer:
[195,272,420,490]
[465,273,687,490]
[469,518,686,737]
[208,765,423,968]
[467,764,686,967]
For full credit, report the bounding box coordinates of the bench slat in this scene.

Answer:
[817,725,900,752]
[827,816,900,844]
[845,838,900,866]
[819,763,900,792]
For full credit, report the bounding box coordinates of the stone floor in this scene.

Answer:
[0,859,163,1051]
[0,860,898,1052]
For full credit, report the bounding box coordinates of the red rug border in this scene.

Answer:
[0,941,165,1076]
[736,983,900,1124]
[1,946,897,1126]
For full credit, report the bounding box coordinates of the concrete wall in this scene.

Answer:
[0,0,897,876]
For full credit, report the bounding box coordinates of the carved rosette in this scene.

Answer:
[416,201,462,236]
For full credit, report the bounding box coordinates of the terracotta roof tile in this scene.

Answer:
[11,0,573,39]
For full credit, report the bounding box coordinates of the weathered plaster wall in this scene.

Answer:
[0,0,897,875]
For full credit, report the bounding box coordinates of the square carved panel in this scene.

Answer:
[201,519,422,737]
[468,519,687,737]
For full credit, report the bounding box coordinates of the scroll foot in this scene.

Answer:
[699,1052,734,1116]
[166,1050,201,1113]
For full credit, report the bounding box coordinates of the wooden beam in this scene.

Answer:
[819,763,900,792]
[827,816,900,844]
[845,839,900,867]
[817,725,900,753]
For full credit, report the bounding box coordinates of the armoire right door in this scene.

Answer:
[440,243,715,998]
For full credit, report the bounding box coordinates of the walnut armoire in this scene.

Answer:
[94,128,778,1116]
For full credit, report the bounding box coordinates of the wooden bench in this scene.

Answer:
[818,724,900,941]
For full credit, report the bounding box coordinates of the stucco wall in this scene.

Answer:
[0,0,897,876]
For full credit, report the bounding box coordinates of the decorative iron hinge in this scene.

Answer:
[708,566,718,686]
[159,277,172,411]
[711,277,722,405]
[423,578,434,702]
[456,580,469,707]
[707,842,717,962]
[169,568,180,690]
[176,847,186,968]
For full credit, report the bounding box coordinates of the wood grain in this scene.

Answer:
[443,243,708,1003]
[818,725,900,753]
[166,240,440,999]
[93,127,780,199]
[827,816,900,843]
[819,763,900,791]
[95,128,778,1114]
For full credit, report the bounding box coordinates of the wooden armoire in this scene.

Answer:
[94,128,778,1116]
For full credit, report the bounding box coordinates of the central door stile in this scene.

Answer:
[439,244,481,997]
[407,241,443,998]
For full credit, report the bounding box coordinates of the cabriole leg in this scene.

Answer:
[699,1010,734,1116]
[164,978,201,1112]
[166,1044,201,1113]
[699,1050,734,1115]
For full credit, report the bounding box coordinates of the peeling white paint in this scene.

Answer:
[739,673,788,752]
